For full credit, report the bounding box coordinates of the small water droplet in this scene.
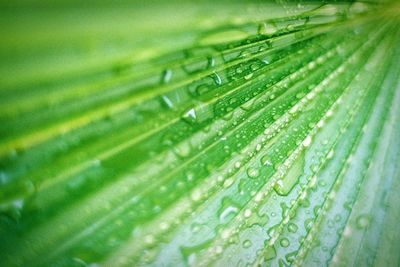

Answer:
[356,215,370,229]
[223,178,234,188]
[280,238,290,247]
[243,239,252,248]
[264,245,277,260]
[215,246,223,254]
[161,69,172,84]
[244,73,254,80]
[191,189,202,202]
[190,223,201,233]
[162,95,174,108]
[244,208,252,218]
[144,234,155,245]
[302,136,312,147]
[219,198,239,223]
[172,141,192,159]
[160,222,169,231]
[261,155,273,167]
[327,149,334,159]
[219,205,239,223]
[287,223,298,233]
[247,167,260,179]
[212,72,222,85]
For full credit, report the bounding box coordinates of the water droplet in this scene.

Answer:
[182,103,214,124]
[160,222,169,231]
[302,136,312,147]
[244,208,252,218]
[343,226,352,236]
[258,22,278,35]
[356,215,370,229]
[219,198,239,223]
[304,218,313,231]
[144,234,155,245]
[261,155,274,168]
[247,167,260,178]
[234,161,241,169]
[219,205,239,223]
[240,98,256,111]
[288,223,298,233]
[244,73,253,80]
[223,178,234,188]
[308,61,316,69]
[264,245,277,260]
[161,69,172,84]
[190,223,201,233]
[327,149,334,159]
[184,108,196,120]
[161,90,187,109]
[191,188,202,202]
[212,72,222,85]
[161,95,174,108]
[172,141,192,159]
[296,92,306,99]
[280,238,290,247]
[243,239,252,248]
[215,246,223,254]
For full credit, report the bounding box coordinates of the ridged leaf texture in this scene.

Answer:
[0,1,400,266]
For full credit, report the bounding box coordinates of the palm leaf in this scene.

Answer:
[0,1,399,266]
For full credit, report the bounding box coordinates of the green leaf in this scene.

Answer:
[1,1,399,266]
